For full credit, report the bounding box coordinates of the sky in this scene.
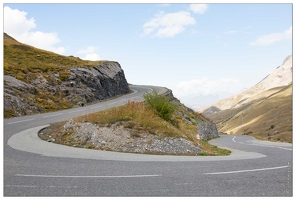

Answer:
[2,1,293,109]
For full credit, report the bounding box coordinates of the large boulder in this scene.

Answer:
[197,121,219,141]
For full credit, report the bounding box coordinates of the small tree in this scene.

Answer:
[143,90,177,121]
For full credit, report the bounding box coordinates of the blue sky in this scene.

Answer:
[3,2,293,109]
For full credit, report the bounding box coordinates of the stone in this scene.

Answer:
[4,61,130,118]
[197,121,219,141]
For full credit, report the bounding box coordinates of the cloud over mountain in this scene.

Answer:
[77,46,101,61]
[3,6,65,54]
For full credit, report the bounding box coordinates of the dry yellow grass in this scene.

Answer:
[4,33,108,82]
[3,33,120,117]
[69,101,231,156]
[76,101,195,140]
[210,83,292,143]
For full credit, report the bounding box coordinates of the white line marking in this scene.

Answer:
[232,136,292,150]
[16,174,162,178]
[277,147,293,151]
[42,113,63,118]
[204,165,289,175]
[5,185,78,188]
[232,136,236,142]
[247,143,293,151]
[7,118,35,125]
[68,109,86,113]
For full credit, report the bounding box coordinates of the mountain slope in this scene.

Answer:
[200,55,292,113]
[209,83,292,142]
[201,55,292,143]
[4,33,130,118]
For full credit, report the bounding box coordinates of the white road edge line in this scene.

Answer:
[204,165,289,175]
[232,136,292,150]
[16,174,162,178]
[7,118,35,125]
[248,143,293,151]
[277,147,293,151]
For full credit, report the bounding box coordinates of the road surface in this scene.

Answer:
[3,85,293,196]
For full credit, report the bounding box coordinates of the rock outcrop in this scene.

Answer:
[4,61,130,117]
[164,89,219,141]
[197,121,219,141]
[66,61,130,102]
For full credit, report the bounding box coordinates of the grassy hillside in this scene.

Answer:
[209,83,292,143]
[4,33,126,118]
[40,100,230,156]
[4,33,104,82]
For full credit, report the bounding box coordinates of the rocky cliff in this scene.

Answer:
[4,33,131,118]
[4,61,130,118]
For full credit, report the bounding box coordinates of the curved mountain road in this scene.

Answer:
[3,85,293,196]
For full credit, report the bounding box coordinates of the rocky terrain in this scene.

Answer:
[39,90,222,156]
[4,33,222,155]
[4,33,130,117]
[4,62,130,117]
[40,120,203,155]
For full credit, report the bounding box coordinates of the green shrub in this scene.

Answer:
[143,90,177,122]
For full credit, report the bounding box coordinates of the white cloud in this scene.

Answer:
[77,46,101,61]
[143,11,196,38]
[3,6,36,35]
[189,4,208,14]
[77,46,97,54]
[249,26,292,46]
[173,78,243,97]
[84,53,101,61]
[3,6,65,54]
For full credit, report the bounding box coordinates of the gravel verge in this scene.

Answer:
[39,119,203,155]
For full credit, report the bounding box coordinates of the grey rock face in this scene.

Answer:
[4,61,130,117]
[197,121,219,141]
[4,75,38,116]
[69,61,130,101]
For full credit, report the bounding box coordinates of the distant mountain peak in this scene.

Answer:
[199,55,292,113]
[255,55,292,90]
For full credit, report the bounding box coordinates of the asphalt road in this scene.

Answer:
[3,85,293,197]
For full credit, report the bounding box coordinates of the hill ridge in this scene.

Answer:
[200,55,292,113]
[4,33,130,118]
[201,55,292,143]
